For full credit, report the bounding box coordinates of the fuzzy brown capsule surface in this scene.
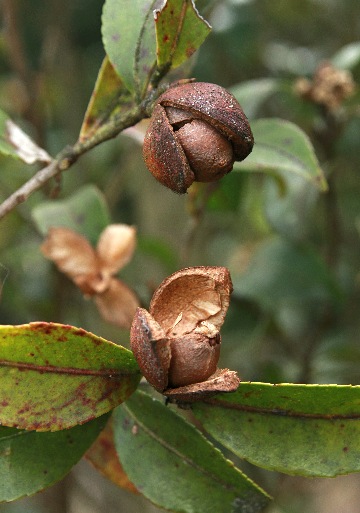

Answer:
[130,266,240,402]
[143,82,254,193]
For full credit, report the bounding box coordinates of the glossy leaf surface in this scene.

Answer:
[102,0,159,95]
[193,382,360,477]
[155,0,211,69]
[0,414,108,502]
[0,322,140,431]
[231,79,281,119]
[113,391,270,513]
[331,41,360,70]
[236,118,328,191]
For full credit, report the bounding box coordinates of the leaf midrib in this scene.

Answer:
[0,359,135,378]
[122,403,264,496]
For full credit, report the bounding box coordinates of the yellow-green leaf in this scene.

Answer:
[0,322,140,431]
[193,382,360,477]
[79,56,132,143]
[155,0,211,69]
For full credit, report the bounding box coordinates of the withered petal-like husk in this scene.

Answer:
[149,266,233,337]
[130,308,171,392]
[41,227,101,290]
[143,103,195,194]
[164,368,240,403]
[95,278,140,329]
[97,224,136,275]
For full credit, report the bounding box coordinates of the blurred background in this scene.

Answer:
[0,0,360,511]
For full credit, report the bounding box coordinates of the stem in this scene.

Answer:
[0,102,146,221]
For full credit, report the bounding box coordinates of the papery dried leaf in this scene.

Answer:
[5,119,51,164]
[97,224,137,275]
[164,369,240,403]
[150,267,232,336]
[95,278,140,329]
[86,418,138,494]
[41,228,104,293]
[72,272,109,296]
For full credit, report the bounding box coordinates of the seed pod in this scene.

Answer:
[130,266,240,402]
[143,82,254,193]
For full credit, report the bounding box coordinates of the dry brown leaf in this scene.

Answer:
[6,119,51,164]
[41,228,101,289]
[95,278,140,329]
[97,224,136,275]
[42,225,139,326]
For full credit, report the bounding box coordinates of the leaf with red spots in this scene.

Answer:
[0,414,108,502]
[155,0,211,69]
[102,0,161,95]
[193,382,360,477]
[0,322,140,431]
[79,56,133,143]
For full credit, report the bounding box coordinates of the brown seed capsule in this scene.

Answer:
[130,266,240,402]
[143,82,254,193]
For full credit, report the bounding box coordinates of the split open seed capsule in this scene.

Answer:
[143,82,254,193]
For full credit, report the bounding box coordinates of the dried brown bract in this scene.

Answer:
[130,266,240,402]
[143,82,254,193]
[295,62,355,112]
[41,225,139,329]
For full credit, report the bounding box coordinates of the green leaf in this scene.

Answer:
[0,110,50,164]
[232,236,342,312]
[193,382,360,477]
[236,118,328,192]
[0,322,140,431]
[32,184,110,246]
[262,165,320,240]
[79,56,133,143]
[331,41,360,70]
[231,79,281,119]
[155,0,211,69]
[0,414,108,502]
[113,390,270,513]
[102,0,158,95]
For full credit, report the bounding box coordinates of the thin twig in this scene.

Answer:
[0,103,148,221]
[0,44,171,222]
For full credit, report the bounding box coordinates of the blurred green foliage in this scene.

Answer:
[0,0,360,512]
